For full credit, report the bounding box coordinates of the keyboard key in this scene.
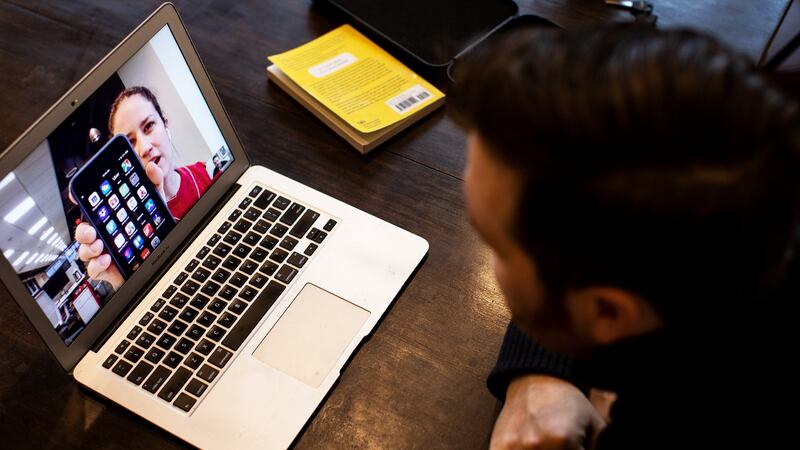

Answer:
[250,247,268,262]
[147,319,167,335]
[139,312,154,326]
[312,230,327,243]
[124,346,144,363]
[270,223,288,238]
[222,255,241,271]
[201,280,221,297]
[208,347,233,368]
[212,268,231,284]
[191,267,211,283]
[260,260,278,276]
[202,255,222,270]
[206,234,221,247]
[207,326,226,342]
[219,285,237,300]
[127,326,142,340]
[164,351,183,368]
[126,361,154,386]
[287,252,308,268]
[304,243,318,256]
[323,219,337,231]
[185,378,208,397]
[112,359,133,377]
[243,232,260,246]
[253,189,275,208]
[222,281,286,351]
[217,221,232,234]
[228,209,242,222]
[253,220,271,234]
[174,393,197,412]
[179,307,199,323]
[186,324,205,341]
[213,243,232,258]
[307,228,319,241]
[197,311,217,328]
[249,273,268,289]
[186,259,200,273]
[145,347,165,364]
[233,244,251,259]
[185,352,204,370]
[263,208,280,223]
[174,272,189,286]
[244,207,261,221]
[197,364,220,383]
[180,280,200,296]
[175,338,194,355]
[115,340,130,354]
[190,293,211,310]
[269,248,289,263]
[208,299,228,314]
[231,272,248,287]
[163,285,177,299]
[274,265,298,284]
[135,332,156,349]
[260,235,278,250]
[273,196,290,210]
[195,339,215,355]
[239,285,257,302]
[239,197,253,209]
[217,312,237,329]
[156,334,177,350]
[168,320,189,336]
[158,367,192,402]
[240,259,258,274]
[279,236,298,251]
[279,203,305,226]
[196,246,211,259]
[151,298,166,312]
[223,230,242,246]
[102,354,118,369]
[170,292,189,308]
[228,299,247,315]
[289,209,320,238]
[233,218,252,233]
[248,185,263,198]
[158,306,178,322]
[142,366,172,394]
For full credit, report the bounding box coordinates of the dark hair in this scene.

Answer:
[451,25,800,324]
[108,86,166,134]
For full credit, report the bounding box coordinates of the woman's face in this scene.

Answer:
[111,94,176,175]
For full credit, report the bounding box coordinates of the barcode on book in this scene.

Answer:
[386,85,434,114]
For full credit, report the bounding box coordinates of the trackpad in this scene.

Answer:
[252,283,370,388]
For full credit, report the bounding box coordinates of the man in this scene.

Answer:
[452,24,799,449]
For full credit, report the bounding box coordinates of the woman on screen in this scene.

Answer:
[75,86,221,290]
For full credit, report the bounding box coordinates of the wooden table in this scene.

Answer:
[0,1,788,448]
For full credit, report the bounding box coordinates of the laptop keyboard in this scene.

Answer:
[99,184,337,413]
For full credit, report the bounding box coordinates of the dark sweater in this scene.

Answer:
[488,305,794,449]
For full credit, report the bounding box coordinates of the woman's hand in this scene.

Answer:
[75,222,124,290]
[144,159,168,203]
[490,375,606,450]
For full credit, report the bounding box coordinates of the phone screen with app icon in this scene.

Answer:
[70,134,176,279]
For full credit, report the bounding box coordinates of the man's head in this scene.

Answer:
[454,25,800,354]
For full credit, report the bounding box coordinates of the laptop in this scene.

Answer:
[0,3,427,448]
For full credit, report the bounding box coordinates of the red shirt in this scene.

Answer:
[167,161,218,220]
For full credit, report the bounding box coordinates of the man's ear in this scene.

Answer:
[566,287,662,345]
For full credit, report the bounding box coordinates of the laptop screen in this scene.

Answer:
[0,25,234,346]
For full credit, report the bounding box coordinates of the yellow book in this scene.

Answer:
[268,25,445,152]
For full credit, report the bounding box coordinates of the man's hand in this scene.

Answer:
[490,375,606,450]
[75,222,124,290]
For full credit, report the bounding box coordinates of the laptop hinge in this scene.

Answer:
[90,181,243,353]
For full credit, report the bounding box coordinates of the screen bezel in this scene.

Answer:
[0,2,250,371]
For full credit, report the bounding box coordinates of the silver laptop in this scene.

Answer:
[0,4,427,448]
